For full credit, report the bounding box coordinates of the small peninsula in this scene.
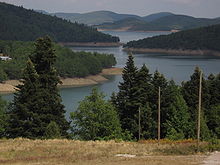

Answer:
[124,24,220,56]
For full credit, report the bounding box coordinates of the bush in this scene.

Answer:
[71,88,122,140]
[166,128,185,141]
[45,121,61,139]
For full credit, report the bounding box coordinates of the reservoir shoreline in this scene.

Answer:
[97,28,173,33]
[59,42,123,47]
[0,68,123,94]
[123,48,220,56]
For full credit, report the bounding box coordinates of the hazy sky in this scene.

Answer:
[1,0,220,18]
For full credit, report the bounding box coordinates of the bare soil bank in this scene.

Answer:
[124,48,220,56]
[0,68,123,93]
[59,42,123,47]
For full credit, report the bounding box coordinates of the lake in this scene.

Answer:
[2,31,220,119]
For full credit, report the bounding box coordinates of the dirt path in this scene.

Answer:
[203,152,220,165]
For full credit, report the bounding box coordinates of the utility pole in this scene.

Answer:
[197,71,202,151]
[138,107,141,141]
[158,86,161,143]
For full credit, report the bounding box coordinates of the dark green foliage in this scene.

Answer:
[0,96,7,138]
[7,36,69,138]
[56,49,116,78]
[45,121,61,139]
[0,40,34,80]
[150,70,168,139]
[30,36,69,137]
[0,68,7,82]
[0,40,116,80]
[207,73,220,106]
[125,24,220,51]
[207,104,220,138]
[112,54,219,141]
[133,65,154,139]
[113,54,139,139]
[0,2,119,42]
[182,67,210,140]
[206,74,220,138]
[71,88,122,140]
[7,59,40,138]
[163,81,191,140]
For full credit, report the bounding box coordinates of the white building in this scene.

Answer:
[0,55,12,61]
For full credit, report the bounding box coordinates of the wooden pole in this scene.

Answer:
[197,71,202,151]
[138,107,141,141]
[158,87,161,143]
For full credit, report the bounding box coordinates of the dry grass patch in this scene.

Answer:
[0,138,206,165]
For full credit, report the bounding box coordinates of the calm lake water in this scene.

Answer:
[2,31,220,119]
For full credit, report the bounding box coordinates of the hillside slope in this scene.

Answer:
[142,12,174,22]
[97,14,220,31]
[51,11,141,25]
[38,10,174,26]
[0,2,119,42]
[96,17,169,31]
[124,24,220,52]
[151,14,220,30]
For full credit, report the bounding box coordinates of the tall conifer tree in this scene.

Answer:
[149,70,168,138]
[114,54,139,138]
[134,64,154,139]
[164,80,191,139]
[206,73,220,138]
[7,59,40,138]
[0,95,7,138]
[7,36,69,138]
[182,67,210,140]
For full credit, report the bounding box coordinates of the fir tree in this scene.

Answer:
[7,36,69,138]
[7,59,40,138]
[163,80,191,139]
[149,70,168,138]
[134,64,154,139]
[114,53,139,139]
[206,73,220,138]
[207,73,220,106]
[134,64,152,106]
[31,36,69,137]
[182,67,210,140]
[0,96,7,138]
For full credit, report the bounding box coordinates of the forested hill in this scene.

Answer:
[0,40,116,81]
[0,2,119,42]
[124,24,220,52]
[96,14,220,32]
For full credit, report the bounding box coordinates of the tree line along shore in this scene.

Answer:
[0,40,118,82]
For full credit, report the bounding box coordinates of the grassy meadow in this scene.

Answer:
[0,138,215,165]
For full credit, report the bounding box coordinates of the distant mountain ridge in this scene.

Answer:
[142,12,173,22]
[36,10,220,31]
[44,10,141,25]
[97,14,220,31]
[36,10,171,25]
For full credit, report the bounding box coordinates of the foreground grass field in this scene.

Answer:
[0,139,215,165]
